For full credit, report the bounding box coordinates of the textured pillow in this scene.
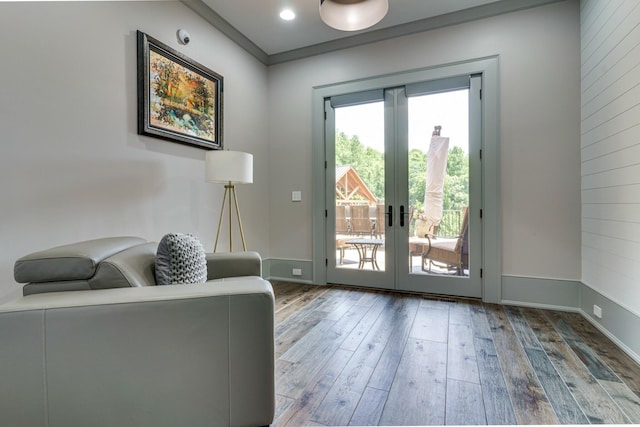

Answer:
[155,233,207,286]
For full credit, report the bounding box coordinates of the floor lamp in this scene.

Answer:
[205,151,253,252]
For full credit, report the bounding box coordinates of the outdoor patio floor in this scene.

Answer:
[336,246,469,276]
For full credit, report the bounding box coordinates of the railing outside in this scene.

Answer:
[437,209,463,237]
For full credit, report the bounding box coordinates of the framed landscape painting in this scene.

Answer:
[137,31,223,149]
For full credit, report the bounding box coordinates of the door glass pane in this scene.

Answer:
[407,90,469,277]
[334,102,385,271]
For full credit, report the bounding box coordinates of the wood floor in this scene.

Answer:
[271,281,640,426]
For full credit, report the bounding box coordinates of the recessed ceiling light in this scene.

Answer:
[280,8,296,21]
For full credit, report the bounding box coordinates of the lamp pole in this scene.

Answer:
[206,150,253,253]
[213,182,247,252]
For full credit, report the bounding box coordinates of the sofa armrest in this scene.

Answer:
[0,280,275,427]
[205,251,262,280]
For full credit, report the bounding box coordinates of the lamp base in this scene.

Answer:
[214,183,247,252]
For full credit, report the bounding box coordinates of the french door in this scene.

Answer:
[325,75,482,298]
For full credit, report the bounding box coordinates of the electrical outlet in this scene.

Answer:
[292,268,302,276]
[593,305,602,319]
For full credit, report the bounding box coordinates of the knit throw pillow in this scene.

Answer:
[155,233,207,286]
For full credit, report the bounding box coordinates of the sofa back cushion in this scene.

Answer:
[14,237,147,284]
[90,242,158,289]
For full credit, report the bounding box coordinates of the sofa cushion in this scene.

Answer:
[14,237,147,284]
[90,242,158,289]
[155,233,207,286]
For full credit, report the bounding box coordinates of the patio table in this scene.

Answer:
[346,238,384,270]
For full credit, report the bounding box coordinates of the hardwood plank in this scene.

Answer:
[503,306,541,349]
[340,292,392,352]
[367,296,420,391]
[348,386,388,426]
[353,288,386,308]
[276,348,353,427]
[278,304,369,398]
[275,288,331,334]
[324,289,367,321]
[379,339,447,426]
[272,283,640,427]
[600,380,640,423]
[419,296,452,310]
[409,304,450,343]
[448,322,480,384]
[485,304,558,425]
[470,305,517,425]
[315,287,358,319]
[445,379,487,425]
[276,310,325,357]
[280,319,337,364]
[544,311,621,382]
[527,348,590,424]
[522,308,630,424]
[473,336,518,425]
[505,307,589,424]
[312,297,417,426]
[272,281,305,304]
[280,290,369,362]
[558,311,640,396]
[449,299,474,325]
[274,394,296,426]
[273,282,327,315]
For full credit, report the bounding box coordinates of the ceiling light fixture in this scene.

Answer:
[319,0,389,32]
[280,8,296,21]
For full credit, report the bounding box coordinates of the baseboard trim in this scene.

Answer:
[267,276,315,285]
[501,275,581,311]
[263,258,313,283]
[578,283,640,365]
[579,308,640,366]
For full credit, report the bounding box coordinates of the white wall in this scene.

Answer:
[0,1,583,302]
[0,1,269,302]
[267,1,581,282]
[581,0,640,315]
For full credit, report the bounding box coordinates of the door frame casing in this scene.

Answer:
[312,57,501,303]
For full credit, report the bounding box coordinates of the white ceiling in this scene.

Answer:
[200,0,502,55]
[183,0,561,64]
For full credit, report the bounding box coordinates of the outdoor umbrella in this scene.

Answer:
[423,128,449,235]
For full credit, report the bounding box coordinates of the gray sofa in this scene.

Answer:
[1,236,275,427]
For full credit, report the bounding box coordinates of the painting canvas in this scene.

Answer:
[137,31,223,149]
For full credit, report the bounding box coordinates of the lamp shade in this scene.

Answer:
[205,151,253,184]
[320,0,389,32]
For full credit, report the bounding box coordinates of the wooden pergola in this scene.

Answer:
[336,165,378,205]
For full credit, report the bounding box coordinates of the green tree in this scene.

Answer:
[408,149,427,210]
[335,132,364,166]
[443,146,468,211]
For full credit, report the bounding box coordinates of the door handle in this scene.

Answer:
[387,205,393,227]
[400,205,405,227]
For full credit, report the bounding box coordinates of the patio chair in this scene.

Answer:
[374,203,386,238]
[349,204,374,237]
[422,206,469,275]
[336,205,350,234]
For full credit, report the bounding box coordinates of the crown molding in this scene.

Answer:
[182,0,564,66]
[180,0,269,64]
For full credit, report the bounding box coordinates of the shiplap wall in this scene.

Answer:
[581,0,640,315]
